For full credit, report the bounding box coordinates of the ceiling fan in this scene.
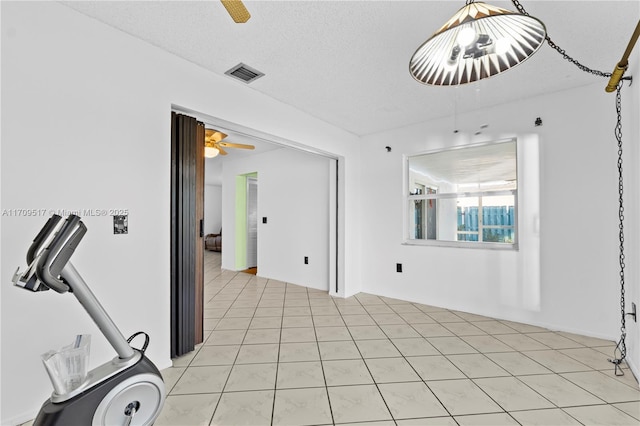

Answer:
[205,129,255,158]
[220,0,251,23]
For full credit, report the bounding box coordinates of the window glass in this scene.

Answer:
[406,140,517,248]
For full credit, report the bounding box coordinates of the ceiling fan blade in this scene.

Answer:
[205,129,227,142]
[218,142,255,150]
[217,145,229,156]
[220,0,251,23]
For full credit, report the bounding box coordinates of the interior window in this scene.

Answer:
[406,139,517,249]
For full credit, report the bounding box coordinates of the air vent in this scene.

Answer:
[225,63,264,84]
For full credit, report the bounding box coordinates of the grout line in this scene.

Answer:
[206,268,267,425]
[372,296,457,421]
[270,280,288,426]
[177,253,640,426]
[330,295,398,423]
[167,258,236,394]
[309,286,336,425]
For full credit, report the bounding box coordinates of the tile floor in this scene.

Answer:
[155,251,640,425]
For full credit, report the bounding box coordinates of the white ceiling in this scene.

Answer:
[63,1,638,137]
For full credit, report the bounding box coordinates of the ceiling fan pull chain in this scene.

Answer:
[510,0,611,77]
[608,83,627,375]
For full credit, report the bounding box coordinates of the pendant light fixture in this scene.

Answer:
[410,1,546,86]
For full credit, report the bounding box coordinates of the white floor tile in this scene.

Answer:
[391,337,439,356]
[561,371,640,403]
[273,387,332,426]
[211,390,274,426]
[518,374,605,407]
[563,404,639,425]
[225,363,278,391]
[378,381,448,419]
[407,355,466,381]
[189,253,640,426]
[155,393,220,426]
[323,359,374,386]
[473,376,554,411]
[365,357,421,383]
[171,365,231,395]
[509,408,582,425]
[427,379,503,416]
[454,412,519,425]
[328,384,392,423]
[447,354,510,378]
[276,361,326,389]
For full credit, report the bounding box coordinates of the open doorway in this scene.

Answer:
[246,176,258,272]
[177,106,340,294]
[231,172,259,274]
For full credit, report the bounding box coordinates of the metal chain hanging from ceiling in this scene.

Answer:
[610,84,627,376]
[510,0,631,376]
[510,0,612,77]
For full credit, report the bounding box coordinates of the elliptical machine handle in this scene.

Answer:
[35,215,86,293]
[26,214,62,264]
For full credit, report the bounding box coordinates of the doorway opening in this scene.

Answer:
[234,172,259,274]
[235,172,258,275]
[173,104,343,295]
[246,176,258,271]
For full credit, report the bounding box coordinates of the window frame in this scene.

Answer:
[403,139,519,250]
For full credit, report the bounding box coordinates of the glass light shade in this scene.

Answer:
[204,146,220,158]
[410,2,546,86]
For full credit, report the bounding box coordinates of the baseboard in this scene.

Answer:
[626,357,640,388]
[5,410,37,426]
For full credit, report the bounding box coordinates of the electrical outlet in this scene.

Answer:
[262,217,267,224]
[396,263,402,273]
[304,256,309,265]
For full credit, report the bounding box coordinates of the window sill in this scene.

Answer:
[402,240,519,251]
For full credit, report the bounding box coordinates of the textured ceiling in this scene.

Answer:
[63,1,639,136]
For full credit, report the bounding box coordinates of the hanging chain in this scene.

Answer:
[609,83,627,376]
[510,0,612,77]
[511,0,630,375]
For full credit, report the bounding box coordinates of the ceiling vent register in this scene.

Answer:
[225,63,265,84]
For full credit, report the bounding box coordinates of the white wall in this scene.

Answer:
[221,148,332,291]
[625,46,640,380]
[0,2,360,424]
[204,184,222,235]
[359,80,638,355]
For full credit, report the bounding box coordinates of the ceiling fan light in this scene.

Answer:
[409,1,546,86]
[205,146,220,158]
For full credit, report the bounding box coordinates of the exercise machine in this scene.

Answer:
[12,214,165,425]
